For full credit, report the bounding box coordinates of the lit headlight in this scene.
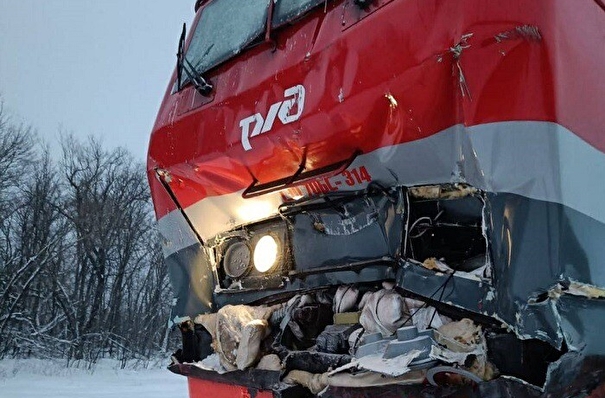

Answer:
[216,221,288,290]
[253,235,278,272]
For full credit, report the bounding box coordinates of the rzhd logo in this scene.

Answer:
[240,85,306,151]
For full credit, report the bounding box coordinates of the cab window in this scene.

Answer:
[186,0,270,74]
[184,0,332,77]
[272,0,328,27]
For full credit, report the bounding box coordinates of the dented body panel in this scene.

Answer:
[148,0,605,395]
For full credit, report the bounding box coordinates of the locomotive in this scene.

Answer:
[148,0,605,396]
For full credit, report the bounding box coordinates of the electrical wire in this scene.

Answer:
[408,216,432,239]
[401,269,456,328]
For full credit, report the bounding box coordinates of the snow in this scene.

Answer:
[0,359,188,398]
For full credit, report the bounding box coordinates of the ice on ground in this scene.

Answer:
[0,358,188,398]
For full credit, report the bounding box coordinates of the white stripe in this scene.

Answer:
[158,121,605,255]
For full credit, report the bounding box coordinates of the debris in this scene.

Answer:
[422,257,452,272]
[196,353,227,374]
[283,370,328,395]
[327,369,426,387]
[313,221,326,232]
[450,33,473,59]
[316,324,361,354]
[350,325,436,376]
[274,293,333,349]
[333,311,361,325]
[256,354,282,371]
[430,344,484,365]
[285,350,352,375]
[183,283,558,392]
[410,306,451,331]
[468,355,499,381]
[567,281,605,298]
[351,349,423,376]
[432,318,497,381]
[359,289,408,336]
[236,319,270,370]
[409,184,478,199]
[532,280,605,304]
[436,318,483,351]
[547,280,605,299]
[195,304,277,371]
[426,365,483,386]
[333,285,359,313]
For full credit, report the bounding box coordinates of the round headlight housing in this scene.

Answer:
[223,241,251,278]
[253,235,279,273]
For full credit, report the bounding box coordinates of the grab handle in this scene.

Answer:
[242,149,361,198]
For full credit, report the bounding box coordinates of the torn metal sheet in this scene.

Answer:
[291,190,403,271]
[545,280,605,300]
[337,349,423,377]
[494,25,542,43]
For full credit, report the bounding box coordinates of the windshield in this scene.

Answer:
[186,0,270,75]
[183,0,332,79]
[272,0,328,27]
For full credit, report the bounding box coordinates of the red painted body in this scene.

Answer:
[187,377,273,398]
[188,377,273,398]
[148,0,605,223]
[148,1,605,396]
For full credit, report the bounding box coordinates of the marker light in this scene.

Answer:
[253,235,278,272]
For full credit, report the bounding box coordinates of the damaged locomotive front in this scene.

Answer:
[148,0,605,396]
[167,183,597,397]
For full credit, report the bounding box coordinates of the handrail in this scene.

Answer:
[154,168,205,245]
[242,149,362,198]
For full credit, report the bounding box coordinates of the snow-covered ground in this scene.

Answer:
[0,358,188,398]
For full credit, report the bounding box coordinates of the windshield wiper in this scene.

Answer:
[176,23,186,91]
[182,56,213,96]
[175,23,213,96]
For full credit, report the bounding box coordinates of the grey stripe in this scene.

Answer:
[363,121,605,225]
[157,209,199,258]
[158,121,605,253]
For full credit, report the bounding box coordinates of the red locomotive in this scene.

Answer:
[148,1,605,396]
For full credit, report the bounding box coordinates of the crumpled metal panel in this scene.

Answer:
[292,190,403,270]
[166,243,215,322]
[488,193,605,352]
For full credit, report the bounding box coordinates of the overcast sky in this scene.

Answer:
[0,1,194,160]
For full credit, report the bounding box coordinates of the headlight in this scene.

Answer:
[223,241,251,278]
[215,220,289,290]
[253,235,278,272]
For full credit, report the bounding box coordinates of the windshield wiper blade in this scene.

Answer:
[175,23,213,96]
[176,23,186,91]
[182,56,213,96]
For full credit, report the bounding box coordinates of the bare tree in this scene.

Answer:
[58,136,169,362]
[0,102,35,265]
[0,149,69,357]
[0,103,173,362]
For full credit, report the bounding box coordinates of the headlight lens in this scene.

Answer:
[253,235,278,272]
[223,241,251,278]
